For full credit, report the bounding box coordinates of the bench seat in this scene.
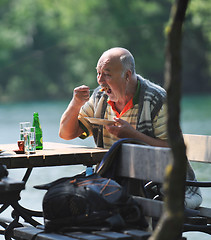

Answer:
[13,226,151,240]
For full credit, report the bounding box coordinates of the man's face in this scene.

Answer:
[96,55,127,102]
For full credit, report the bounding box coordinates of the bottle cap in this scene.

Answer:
[86,167,94,176]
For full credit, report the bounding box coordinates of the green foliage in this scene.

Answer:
[0,0,210,102]
[183,0,211,93]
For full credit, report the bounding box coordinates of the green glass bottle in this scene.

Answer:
[32,112,43,150]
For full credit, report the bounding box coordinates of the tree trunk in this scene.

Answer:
[149,0,189,239]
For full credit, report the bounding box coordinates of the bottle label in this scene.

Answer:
[36,134,43,150]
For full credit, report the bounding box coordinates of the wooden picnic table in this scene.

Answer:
[0,142,107,169]
[0,142,108,240]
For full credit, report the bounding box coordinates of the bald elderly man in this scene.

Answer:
[59,47,168,149]
[59,47,202,209]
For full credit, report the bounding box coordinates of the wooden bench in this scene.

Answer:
[13,134,211,240]
[117,134,211,235]
[14,225,151,240]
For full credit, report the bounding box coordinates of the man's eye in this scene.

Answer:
[97,72,111,78]
[104,73,111,77]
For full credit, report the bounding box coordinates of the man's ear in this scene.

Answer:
[126,70,132,80]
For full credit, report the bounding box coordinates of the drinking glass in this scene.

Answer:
[20,122,31,141]
[24,127,36,154]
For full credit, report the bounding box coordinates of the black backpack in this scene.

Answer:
[35,172,148,232]
[35,138,149,232]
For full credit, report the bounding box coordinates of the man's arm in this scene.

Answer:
[105,118,169,147]
[59,85,90,140]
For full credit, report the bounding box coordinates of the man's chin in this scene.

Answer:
[107,94,118,102]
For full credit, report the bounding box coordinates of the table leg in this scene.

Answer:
[11,202,42,226]
[4,215,22,240]
[22,167,33,183]
[0,167,44,240]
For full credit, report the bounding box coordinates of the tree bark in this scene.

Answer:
[149,0,189,239]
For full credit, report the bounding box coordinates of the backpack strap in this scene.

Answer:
[96,138,147,178]
[105,213,126,229]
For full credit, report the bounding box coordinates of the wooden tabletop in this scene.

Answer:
[0,142,108,169]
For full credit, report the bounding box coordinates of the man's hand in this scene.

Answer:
[59,85,91,140]
[73,85,90,107]
[105,117,136,138]
[105,117,169,147]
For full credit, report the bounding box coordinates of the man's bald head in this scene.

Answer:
[100,47,136,75]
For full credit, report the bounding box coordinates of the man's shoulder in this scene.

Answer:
[137,75,166,99]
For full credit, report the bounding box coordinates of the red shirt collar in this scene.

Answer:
[107,98,134,118]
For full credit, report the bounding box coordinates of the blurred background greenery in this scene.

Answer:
[0,0,210,103]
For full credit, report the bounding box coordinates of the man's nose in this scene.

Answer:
[97,74,104,84]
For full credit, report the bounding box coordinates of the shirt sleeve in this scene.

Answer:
[153,103,168,140]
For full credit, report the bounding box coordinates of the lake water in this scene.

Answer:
[0,95,211,240]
